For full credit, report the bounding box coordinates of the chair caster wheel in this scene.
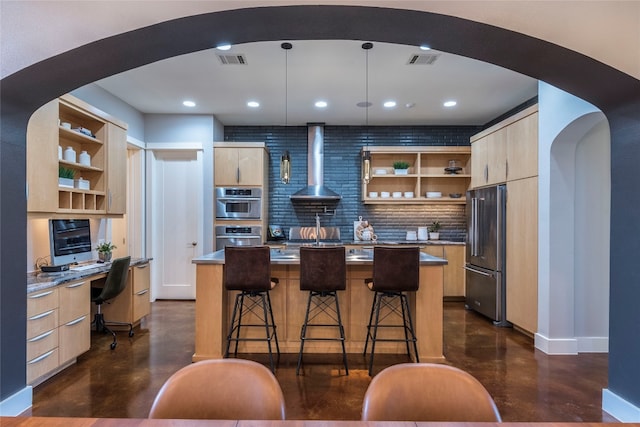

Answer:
[128,330,134,337]
[110,342,117,350]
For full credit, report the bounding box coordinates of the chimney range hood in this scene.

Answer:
[290,124,342,201]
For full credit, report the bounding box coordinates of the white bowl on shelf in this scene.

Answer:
[380,191,391,198]
[426,191,442,198]
[368,191,378,198]
[404,191,414,198]
[392,191,403,198]
[374,169,387,175]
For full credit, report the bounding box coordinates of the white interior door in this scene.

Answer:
[149,148,203,300]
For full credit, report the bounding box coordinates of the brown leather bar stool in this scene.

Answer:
[297,246,348,375]
[224,246,280,372]
[364,246,420,376]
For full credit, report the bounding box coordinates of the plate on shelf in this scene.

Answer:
[426,191,442,198]
[444,167,462,174]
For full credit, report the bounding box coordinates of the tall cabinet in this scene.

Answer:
[470,104,539,335]
[213,142,270,242]
[27,94,128,215]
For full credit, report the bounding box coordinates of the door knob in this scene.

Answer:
[191,241,197,246]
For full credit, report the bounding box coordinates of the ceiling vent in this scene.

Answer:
[217,54,247,65]
[407,53,440,65]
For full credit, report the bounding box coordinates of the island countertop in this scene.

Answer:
[192,249,445,362]
[193,248,447,266]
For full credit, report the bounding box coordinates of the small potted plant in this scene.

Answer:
[96,241,116,262]
[428,221,441,240]
[393,161,410,175]
[58,166,75,188]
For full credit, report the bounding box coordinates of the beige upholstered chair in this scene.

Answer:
[361,363,502,422]
[148,359,286,420]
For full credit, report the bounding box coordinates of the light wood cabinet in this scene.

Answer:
[506,111,539,181]
[98,262,151,327]
[506,177,538,334]
[26,94,128,214]
[214,146,265,186]
[132,263,151,321]
[26,289,59,384]
[470,105,538,187]
[421,245,465,297]
[362,146,471,204]
[58,280,90,364]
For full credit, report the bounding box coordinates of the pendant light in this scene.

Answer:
[280,42,292,184]
[362,42,373,184]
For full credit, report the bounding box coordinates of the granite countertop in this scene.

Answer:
[267,239,465,246]
[27,258,152,294]
[193,248,447,266]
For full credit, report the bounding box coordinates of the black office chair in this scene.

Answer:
[364,246,420,376]
[91,256,133,349]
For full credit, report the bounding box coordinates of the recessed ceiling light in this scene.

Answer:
[315,101,328,108]
[183,100,196,107]
[247,101,260,108]
[216,44,232,51]
[444,100,457,107]
[405,102,415,109]
[419,45,431,51]
[383,101,397,108]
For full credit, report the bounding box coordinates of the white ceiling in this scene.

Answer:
[95,40,538,127]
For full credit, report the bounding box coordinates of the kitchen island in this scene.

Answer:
[192,247,447,362]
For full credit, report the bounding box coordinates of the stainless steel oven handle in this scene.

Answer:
[216,235,262,239]
[464,265,494,278]
[217,197,262,201]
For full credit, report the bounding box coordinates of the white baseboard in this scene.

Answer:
[577,336,609,353]
[0,386,32,416]
[535,333,608,354]
[603,388,640,422]
[535,333,578,354]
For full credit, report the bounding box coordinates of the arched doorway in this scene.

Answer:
[2,4,639,417]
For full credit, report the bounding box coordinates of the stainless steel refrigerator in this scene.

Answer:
[465,185,510,326]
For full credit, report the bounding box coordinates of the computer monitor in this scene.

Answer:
[49,219,93,266]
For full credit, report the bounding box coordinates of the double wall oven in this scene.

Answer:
[214,187,264,250]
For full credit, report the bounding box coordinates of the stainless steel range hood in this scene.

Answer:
[290,124,342,201]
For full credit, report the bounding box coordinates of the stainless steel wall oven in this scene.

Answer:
[215,225,263,250]
[215,187,262,220]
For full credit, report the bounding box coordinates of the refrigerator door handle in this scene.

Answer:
[464,265,494,278]
[471,197,480,257]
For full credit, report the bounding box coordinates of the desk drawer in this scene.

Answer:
[59,280,90,324]
[27,308,58,339]
[27,328,58,362]
[27,348,59,384]
[59,314,90,364]
[133,288,150,321]
[27,288,59,317]
[132,263,150,294]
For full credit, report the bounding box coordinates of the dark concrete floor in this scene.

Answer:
[27,300,616,421]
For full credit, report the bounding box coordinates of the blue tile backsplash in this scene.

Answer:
[224,124,480,242]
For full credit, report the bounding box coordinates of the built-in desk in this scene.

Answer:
[26,258,151,385]
[191,249,446,362]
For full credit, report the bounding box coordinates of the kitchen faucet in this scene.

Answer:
[315,213,321,245]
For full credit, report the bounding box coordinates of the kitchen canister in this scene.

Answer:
[418,226,429,241]
[79,150,91,166]
[64,146,76,163]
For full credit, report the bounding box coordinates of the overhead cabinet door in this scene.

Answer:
[214,147,264,186]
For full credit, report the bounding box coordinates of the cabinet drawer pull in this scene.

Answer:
[28,330,54,343]
[29,309,55,321]
[65,281,86,289]
[28,349,56,364]
[64,315,87,326]
[29,290,54,299]
[136,289,149,296]
[136,264,149,269]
